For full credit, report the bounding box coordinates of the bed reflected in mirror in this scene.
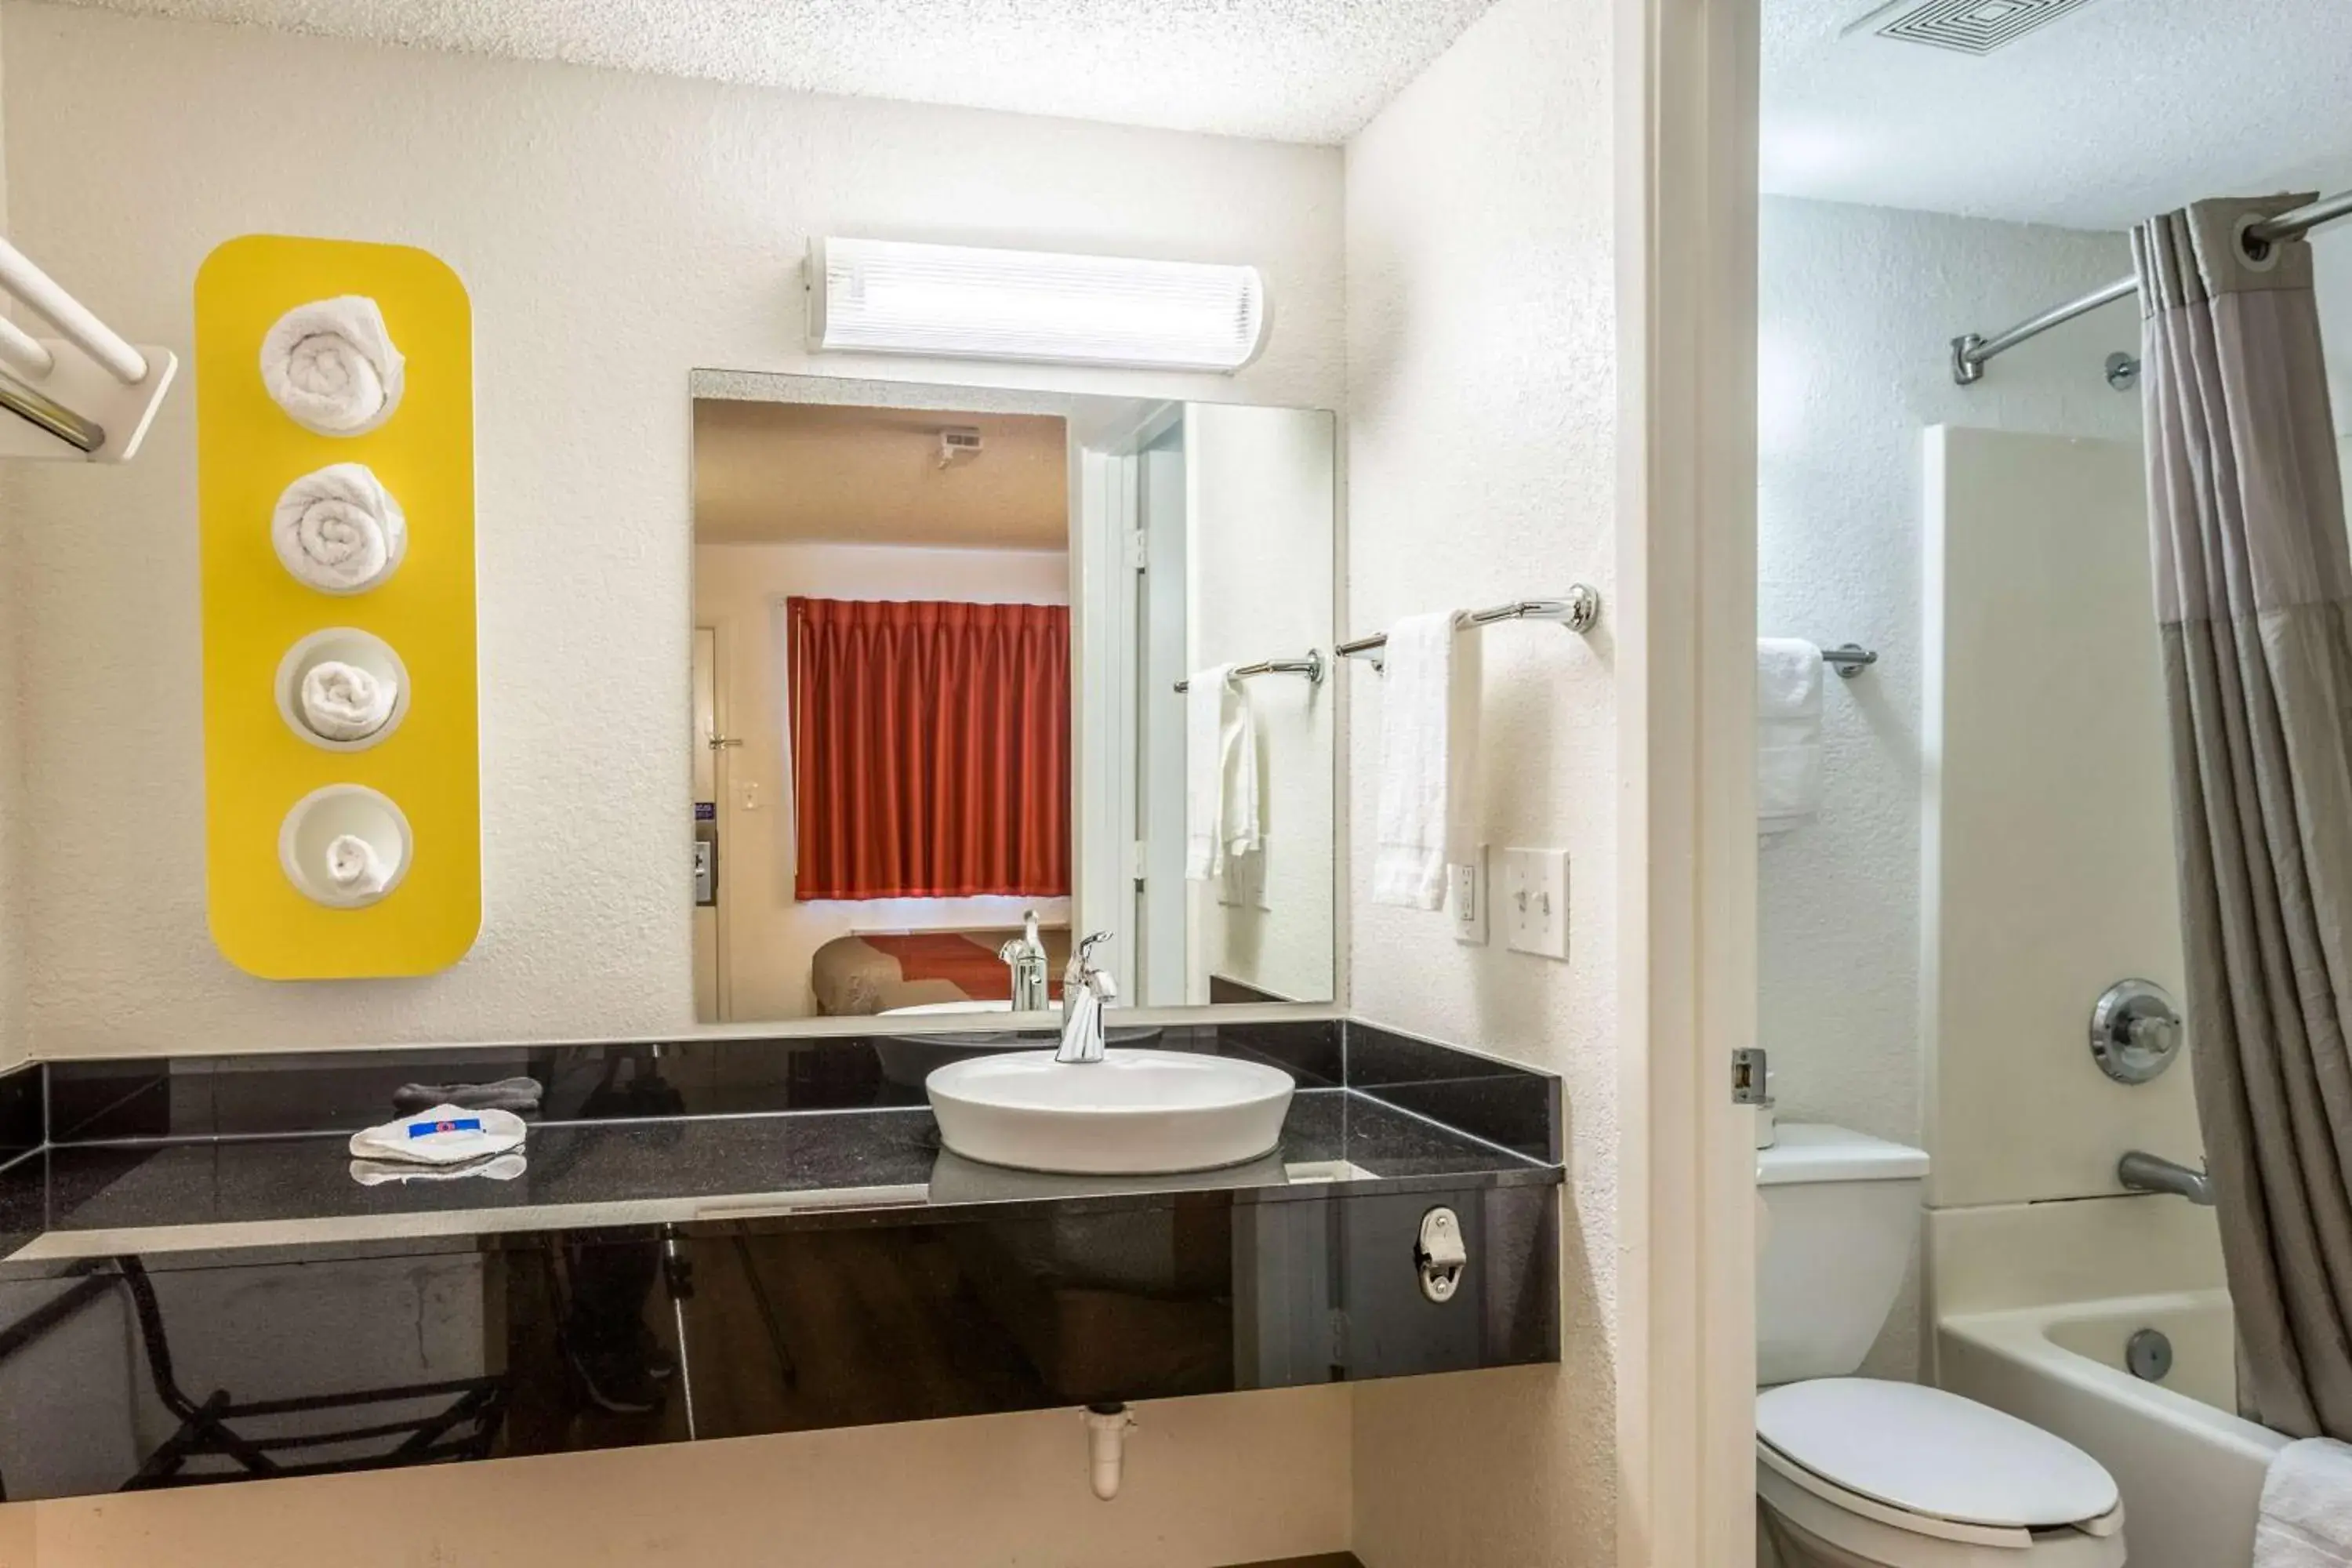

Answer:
[689,373,1337,1027]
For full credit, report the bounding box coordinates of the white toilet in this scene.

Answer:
[1755,1125,2126,1568]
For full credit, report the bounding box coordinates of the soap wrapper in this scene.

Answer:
[348,1103,527,1167]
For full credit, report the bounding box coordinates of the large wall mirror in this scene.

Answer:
[689,372,1338,1025]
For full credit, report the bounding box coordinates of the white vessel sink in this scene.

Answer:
[924,1049,1295,1174]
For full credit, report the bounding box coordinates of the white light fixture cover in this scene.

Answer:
[808,238,1269,372]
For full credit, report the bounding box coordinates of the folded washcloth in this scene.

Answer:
[2258,1437,2352,1566]
[1757,637,1824,839]
[261,296,405,435]
[394,1076,544,1115]
[1372,611,1480,909]
[325,833,394,897]
[299,659,396,742]
[274,463,407,594]
[350,1152,527,1186]
[349,1103,528,1167]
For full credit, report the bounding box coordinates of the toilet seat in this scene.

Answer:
[1755,1380,2125,1567]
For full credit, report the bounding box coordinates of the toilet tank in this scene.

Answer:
[1757,1123,1930,1386]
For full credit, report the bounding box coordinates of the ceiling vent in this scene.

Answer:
[1850,0,2108,54]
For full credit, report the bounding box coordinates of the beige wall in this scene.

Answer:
[1921,426,2194,1210]
[0,0,1344,1058]
[15,1387,1352,1567]
[694,539,1072,1020]
[0,2,20,1075]
[0,5,1352,1559]
[1341,0,1621,1559]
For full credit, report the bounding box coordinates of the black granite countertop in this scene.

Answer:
[0,1019,1563,1272]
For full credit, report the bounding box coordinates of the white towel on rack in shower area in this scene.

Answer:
[2256,1438,2352,1566]
[1757,637,1824,838]
[273,462,407,593]
[260,296,405,435]
[1185,666,1261,880]
[1372,611,1480,910]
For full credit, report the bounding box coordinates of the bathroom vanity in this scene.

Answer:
[0,1020,1559,1501]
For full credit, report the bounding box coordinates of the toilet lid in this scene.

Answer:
[1757,1380,2119,1530]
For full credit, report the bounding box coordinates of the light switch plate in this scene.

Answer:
[1451,844,1489,945]
[1502,848,1569,960]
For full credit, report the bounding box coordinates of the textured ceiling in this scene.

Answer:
[49,0,1500,143]
[1763,0,2352,229]
[694,401,1068,550]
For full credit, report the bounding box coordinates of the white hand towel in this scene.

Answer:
[274,463,407,594]
[1372,611,1480,909]
[325,833,394,897]
[2256,1438,2352,1566]
[1185,665,1237,880]
[1757,637,1824,838]
[299,659,396,742]
[261,296,405,435]
[1221,681,1262,866]
[348,1104,528,1167]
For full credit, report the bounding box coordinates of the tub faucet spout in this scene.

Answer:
[2118,1149,2214,1206]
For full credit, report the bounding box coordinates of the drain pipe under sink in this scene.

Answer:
[1083,1402,1136,1500]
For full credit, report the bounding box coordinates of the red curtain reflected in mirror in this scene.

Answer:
[786,597,1071,900]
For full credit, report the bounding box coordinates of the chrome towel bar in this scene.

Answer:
[1173,650,1327,694]
[1335,586,1602,665]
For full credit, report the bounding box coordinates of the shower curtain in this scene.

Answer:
[2136,194,2352,1441]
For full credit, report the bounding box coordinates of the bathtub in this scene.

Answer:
[1940,1290,2288,1568]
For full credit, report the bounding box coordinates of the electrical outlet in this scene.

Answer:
[1502,848,1569,960]
[1451,844,1489,945]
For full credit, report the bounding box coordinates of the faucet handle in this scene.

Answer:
[1068,931,1113,985]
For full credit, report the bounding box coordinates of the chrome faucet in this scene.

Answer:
[1054,932,1118,1065]
[2118,1150,2215,1206]
[997,908,1050,1014]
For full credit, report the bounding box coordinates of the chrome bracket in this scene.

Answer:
[1415,1207,1467,1304]
[1951,333,1987,387]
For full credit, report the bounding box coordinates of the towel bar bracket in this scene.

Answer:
[1822,644,1878,679]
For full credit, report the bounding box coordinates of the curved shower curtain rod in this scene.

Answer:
[1950,187,2352,387]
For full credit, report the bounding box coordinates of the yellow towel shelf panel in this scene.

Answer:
[196,234,480,978]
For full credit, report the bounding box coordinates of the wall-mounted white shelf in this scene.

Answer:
[0,235,176,462]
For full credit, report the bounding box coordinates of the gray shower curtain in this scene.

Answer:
[2136,194,2352,1441]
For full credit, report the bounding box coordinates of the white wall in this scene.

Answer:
[1186,403,1336,1004]
[1341,0,1620,1559]
[0,5,1352,1561]
[0,0,1344,1059]
[694,539,1071,1020]
[1755,197,2143,1377]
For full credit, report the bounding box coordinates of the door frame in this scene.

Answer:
[1615,0,1761,1564]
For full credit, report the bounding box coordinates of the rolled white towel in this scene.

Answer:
[260,296,405,434]
[274,463,406,593]
[325,833,394,897]
[300,659,396,742]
